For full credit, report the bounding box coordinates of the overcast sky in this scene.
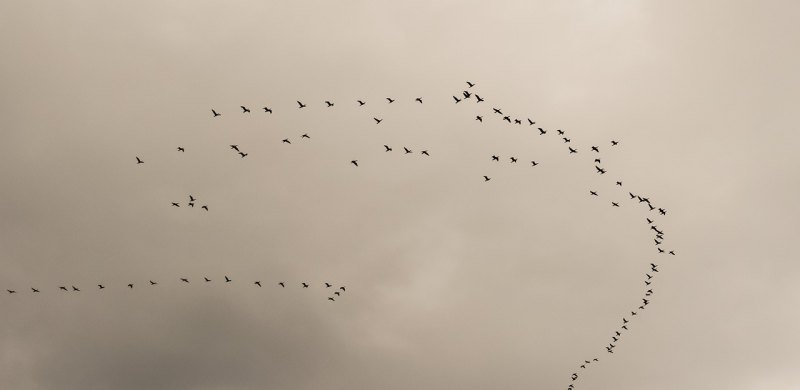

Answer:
[1,1,799,389]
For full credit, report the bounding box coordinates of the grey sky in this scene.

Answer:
[1,1,799,389]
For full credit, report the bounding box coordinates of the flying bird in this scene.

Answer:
[557,129,565,135]
[591,146,599,152]
[325,101,334,107]
[98,284,105,289]
[514,119,521,125]
[659,208,667,215]
[212,109,221,117]
[171,202,180,207]
[297,101,306,108]
[301,133,310,139]
[568,147,577,154]
[595,158,601,164]
[325,283,332,288]
[282,138,291,144]
[374,118,382,124]
[462,91,471,98]
[493,108,502,114]
[669,250,676,255]
[177,147,184,152]
[475,95,484,102]
[128,283,134,289]
[404,147,412,154]
[510,157,517,163]
[466,81,475,88]
[503,116,511,122]
[7,290,15,294]
[351,160,358,167]
[616,181,623,186]
[421,150,430,156]
[596,166,606,174]
[386,97,395,103]
[590,191,598,196]
[357,100,366,106]
[539,128,546,135]
[201,205,208,211]
[31,288,39,292]
[334,291,341,296]
[339,286,346,291]
[60,286,68,291]
[180,278,190,283]
[476,115,483,122]
[491,155,499,161]
[71,286,80,291]
[230,145,239,152]
[254,281,261,287]
[531,161,538,166]
[612,202,620,207]
[263,107,272,113]
[241,106,250,113]
[453,95,461,103]
[384,145,392,152]
[136,157,144,164]
[563,137,571,143]
[528,118,535,125]
[328,297,335,301]
[238,152,248,158]
[415,97,423,103]
[302,283,309,288]
[278,282,285,287]
[611,140,619,145]
[225,276,231,283]
[483,176,491,181]
[149,280,157,285]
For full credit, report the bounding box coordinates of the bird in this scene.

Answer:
[659,208,667,215]
[415,97,423,103]
[623,318,629,324]
[262,107,272,113]
[238,152,248,158]
[557,129,565,135]
[491,155,499,161]
[568,147,577,154]
[596,166,606,174]
[655,239,662,245]
[606,347,614,353]
[241,106,250,113]
[611,140,619,145]
[149,280,157,285]
[528,118,535,125]
[339,286,346,291]
[230,145,239,152]
[325,283,332,288]
[7,290,15,294]
[189,195,196,202]
[514,119,522,125]
[612,337,619,342]
[282,138,291,144]
[201,205,208,211]
[646,274,653,279]
[594,158,601,164]
[643,299,650,305]
[631,311,637,316]
[539,128,546,135]
[593,358,599,362]
[476,115,483,122]
[563,137,571,143]
[357,100,366,106]
[127,283,134,289]
[171,202,180,207]
[466,81,475,88]
[301,133,310,139]
[403,147,412,154]
[650,263,659,271]
[386,97,395,103]
[612,202,620,207]
[98,284,105,289]
[225,276,231,283]
[483,176,491,182]
[31,288,39,292]
[475,95,484,102]
[180,278,189,283]
[136,157,144,164]
[212,109,221,117]
[591,146,599,152]
[328,297,335,301]
[657,247,665,253]
[646,289,653,296]
[297,101,306,108]
[254,281,262,287]
[462,91,471,98]
[531,161,538,166]
[629,192,637,199]
[616,181,623,186]
[503,116,511,123]
[453,95,461,103]
[590,191,598,196]
[649,204,657,211]
[669,250,676,255]
[510,157,517,163]
[622,325,628,330]
[186,201,193,206]
[71,286,80,291]
[334,291,341,296]
[325,101,334,107]
[351,160,358,167]
[278,282,285,287]
[421,150,430,156]
[302,283,309,288]
[177,147,185,152]
[384,145,392,152]
[374,118,382,124]
[493,108,503,114]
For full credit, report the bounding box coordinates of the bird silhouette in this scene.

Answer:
[171,202,180,207]
[7,290,15,294]
[374,118,382,124]
[616,181,623,186]
[254,281,261,287]
[241,106,250,113]
[629,192,637,199]
[514,119,521,125]
[357,100,366,106]
[212,109,221,117]
[71,286,80,291]
[475,95,484,102]
[659,208,667,215]
[421,150,430,156]
[563,137,571,143]
[328,297,335,301]
[493,108,503,114]
[483,176,491,182]
[225,276,231,283]
[282,138,291,144]
[557,129,565,135]
[201,205,208,211]
[453,96,461,103]
[502,116,511,122]
[384,145,392,152]
[612,202,620,207]
[334,291,341,296]
[189,195,196,202]
[263,107,272,113]
[611,140,619,145]
[528,118,535,125]
[415,97,423,103]
[466,81,475,88]
[181,278,190,283]
[590,191,598,196]
[177,147,185,152]
[149,280,157,285]
[403,147,412,154]
[136,157,144,164]
[59,286,68,291]
[31,288,39,292]
[386,97,395,103]
[230,145,239,152]
[669,250,676,255]
[491,155,499,161]
[238,152,248,158]
[595,158,601,164]
[340,286,346,291]
[657,247,665,253]
[596,166,606,174]
[297,101,306,108]
[568,147,577,154]
[351,160,358,167]
[98,284,105,289]
[325,101,334,107]
[301,133,310,139]
[128,283,134,289]
[539,128,546,135]
[302,283,309,288]
[325,283,332,288]
[476,116,483,122]
[591,146,599,152]
[531,161,538,166]
[278,282,285,287]
[510,157,517,163]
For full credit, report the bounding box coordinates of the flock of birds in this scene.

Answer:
[44,80,680,387]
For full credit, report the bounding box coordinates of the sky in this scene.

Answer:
[1,1,800,389]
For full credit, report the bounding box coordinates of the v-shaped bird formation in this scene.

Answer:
[131,81,679,388]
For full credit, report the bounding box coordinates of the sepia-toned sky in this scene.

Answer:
[1,1,799,389]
